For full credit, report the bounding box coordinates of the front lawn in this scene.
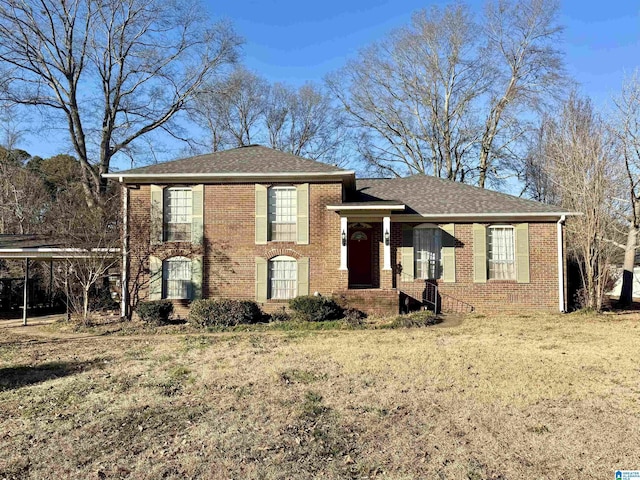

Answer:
[1,311,638,479]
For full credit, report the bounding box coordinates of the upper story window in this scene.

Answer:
[268,186,297,242]
[269,255,297,299]
[414,226,442,279]
[164,187,192,242]
[163,256,192,299]
[488,226,515,280]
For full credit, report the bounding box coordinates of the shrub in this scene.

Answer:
[342,307,367,328]
[387,310,440,329]
[136,300,174,325]
[269,310,292,323]
[288,295,343,322]
[189,299,263,327]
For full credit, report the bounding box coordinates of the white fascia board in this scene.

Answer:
[0,247,120,259]
[390,212,579,222]
[102,171,355,182]
[326,205,406,211]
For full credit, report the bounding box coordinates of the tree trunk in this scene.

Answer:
[618,225,637,307]
[83,286,90,323]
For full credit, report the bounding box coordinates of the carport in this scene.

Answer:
[0,235,120,325]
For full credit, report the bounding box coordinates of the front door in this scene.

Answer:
[348,229,372,287]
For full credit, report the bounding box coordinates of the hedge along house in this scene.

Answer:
[103,145,572,317]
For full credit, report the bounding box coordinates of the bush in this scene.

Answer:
[136,300,174,325]
[269,311,292,323]
[189,299,263,327]
[387,310,440,329]
[288,295,343,322]
[342,307,367,327]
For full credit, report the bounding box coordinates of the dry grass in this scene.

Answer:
[1,311,639,479]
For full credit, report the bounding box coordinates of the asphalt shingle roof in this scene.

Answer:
[354,176,566,215]
[116,145,349,175]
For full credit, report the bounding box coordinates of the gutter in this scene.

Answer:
[102,171,355,183]
[557,214,566,312]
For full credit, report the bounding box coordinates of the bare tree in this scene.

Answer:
[0,0,240,207]
[265,82,351,166]
[0,147,49,234]
[612,72,640,307]
[191,70,351,165]
[543,94,620,310]
[478,0,565,188]
[50,186,121,322]
[191,67,268,149]
[327,4,485,178]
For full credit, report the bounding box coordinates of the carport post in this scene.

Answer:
[22,258,29,326]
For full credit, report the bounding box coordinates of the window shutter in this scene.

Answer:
[297,257,309,296]
[191,255,203,300]
[255,185,268,245]
[150,185,163,245]
[149,255,162,300]
[255,257,267,302]
[191,185,204,245]
[296,183,309,244]
[400,226,414,281]
[441,223,456,283]
[473,224,487,283]
[515,223,530,283]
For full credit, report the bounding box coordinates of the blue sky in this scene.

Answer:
[14,0,640,164]
[204,0,638,106]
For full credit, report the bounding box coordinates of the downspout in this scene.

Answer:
[121,184,129,319]
[557,214,566,312]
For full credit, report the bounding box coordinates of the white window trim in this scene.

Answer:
[413,224,442,280]
[487,225,516,280]
[162,256,192,300]
[268,186,297,242]
[268,255,297,300]
[164,187,192,242]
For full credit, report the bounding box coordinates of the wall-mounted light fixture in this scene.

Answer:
[384,228,390,246]
[341,229,347,246]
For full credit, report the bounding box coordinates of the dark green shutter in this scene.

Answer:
[473,224,487,283]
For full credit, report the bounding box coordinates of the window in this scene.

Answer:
[164,187,192,242]
[163,256,192,299]
[414,227,442,279]
[268,186,296,241]
[488,226,515,280]
[269,256,297,299]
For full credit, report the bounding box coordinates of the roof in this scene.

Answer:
[351,176,569,216]
[0,235,119,260]
[0,234,66,249]
[105,145,350,177]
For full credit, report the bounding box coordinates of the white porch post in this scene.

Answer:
[383,216,391,270]
[22,258,29,326]
[340,216,348,270]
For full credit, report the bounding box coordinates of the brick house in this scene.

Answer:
[104,145,571,317]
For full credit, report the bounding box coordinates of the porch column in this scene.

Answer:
[22,258,29,326]
[383,216,391,270]
[340,216,348,270]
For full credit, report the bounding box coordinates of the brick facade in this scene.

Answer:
[127,183,562,317]
[394,222,559,313]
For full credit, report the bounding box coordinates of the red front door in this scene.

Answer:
[348,229,372,286]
